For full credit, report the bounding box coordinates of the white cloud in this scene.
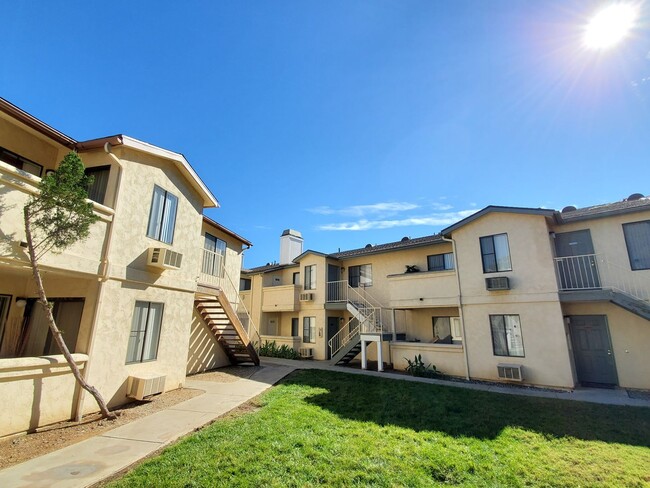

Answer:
[308,202,420,217]
[317,210,477,231]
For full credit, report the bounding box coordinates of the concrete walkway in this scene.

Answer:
[0,365,295,488]
[262,357,650,408]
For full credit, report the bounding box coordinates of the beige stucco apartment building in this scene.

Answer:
[242,199,650,391]
[0,98,256,437]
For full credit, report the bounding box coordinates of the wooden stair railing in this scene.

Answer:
[195,287,260,366]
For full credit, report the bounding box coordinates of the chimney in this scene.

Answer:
[279,229,303,264]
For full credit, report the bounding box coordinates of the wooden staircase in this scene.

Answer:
[195,287,259,366]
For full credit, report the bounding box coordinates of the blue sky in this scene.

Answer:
[2,1,649,267]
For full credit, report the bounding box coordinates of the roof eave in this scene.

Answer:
[441,206,556,236]
[202,215,252,247]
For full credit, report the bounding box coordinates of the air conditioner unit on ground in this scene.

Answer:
[299,347,314,358]
[147,247,183,270]
[127,373,167,400]
[497,363,523,382]
[486,276,510,291]
[299,293,314,301]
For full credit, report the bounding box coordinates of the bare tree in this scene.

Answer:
[24,152,115,419]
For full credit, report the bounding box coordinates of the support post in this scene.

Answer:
[391,309,397,342]
[377,340,384,372]
[361,339,367,370]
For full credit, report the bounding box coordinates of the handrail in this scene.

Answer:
[328,319,359,358]
[554,254,650,301]
[223,268,262,350]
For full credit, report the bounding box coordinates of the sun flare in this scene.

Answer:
[583,3,638,49]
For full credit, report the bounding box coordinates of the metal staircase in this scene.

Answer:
[327,281,387,366]
[195,287,259,366]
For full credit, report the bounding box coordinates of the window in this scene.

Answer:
[490,314,524,357]
[623,220,650,270]
[126,301,164,363]
[293,272,300,285]
[202,233,227,277]
[291,317,299,336]
[303,316,316,343]
[85,165,110,205]
[349,264,372,288]
[240,278,252,291]
[146,185,178,244]
[432,317,452,344]
[304,265,316,290]
[480,234,512,273]
[428,253,455,272]
[0,146,43,177]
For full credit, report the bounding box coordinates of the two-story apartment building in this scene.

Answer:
[242,198,650,391]
[0,98,256,437]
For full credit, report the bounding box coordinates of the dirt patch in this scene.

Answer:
[0,365,263,471]
[188,365,262,383]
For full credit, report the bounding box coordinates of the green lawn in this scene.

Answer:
[110,370,650,487]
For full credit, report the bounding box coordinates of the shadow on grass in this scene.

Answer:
[283,369,650,447]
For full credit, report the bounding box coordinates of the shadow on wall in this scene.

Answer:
[282,369,650,448]
[0,185,22,260]
[186,310,229,375]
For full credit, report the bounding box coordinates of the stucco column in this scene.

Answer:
[361,339,367,370]
[377,340,384,372]
[391,309,397,342]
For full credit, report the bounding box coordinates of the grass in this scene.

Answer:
[109,370,650,487]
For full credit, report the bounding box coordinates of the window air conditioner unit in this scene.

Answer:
[486,276,510,291]
[127,373,166,400]
[147,247,183,270]
[299,293,314,301]
[497,363,523,382]
[299,347,314,358]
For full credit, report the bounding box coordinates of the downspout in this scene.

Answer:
[442,235,471,381]
[73,142,124,420]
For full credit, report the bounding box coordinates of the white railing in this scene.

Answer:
[328,318,360,359]
[554,254,650,301]
[199,248,225,289]
[326,281,393,357]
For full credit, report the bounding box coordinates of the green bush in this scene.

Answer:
[404,354,440,378]
[259,340,301,360]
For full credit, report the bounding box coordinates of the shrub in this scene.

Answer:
[404,354,440,378]
[259,340,301,360]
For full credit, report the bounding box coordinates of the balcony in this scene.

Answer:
[554,254,650,305]
[262,284,300,312]
[386,270,458,308]
[0,162,112,277]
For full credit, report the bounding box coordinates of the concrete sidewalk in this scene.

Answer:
[262,357,650,408]
[0,364,295,488]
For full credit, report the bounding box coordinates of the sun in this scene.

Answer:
[583,3,639,49]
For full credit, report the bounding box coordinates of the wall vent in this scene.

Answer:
[299,293,314,301]
[486,276,510,291]
[497,363,523,382]
[147,247,183,270]
[127,373,166,400]
[299,347,314,358]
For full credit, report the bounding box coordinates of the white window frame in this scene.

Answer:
[304,265,316,290]
[126,301,164,364]
[303,316,316,344]
[427,252,455,272]
[490,314,524,357]
[349,264,372,288]
[146,185,179,245]
[480,234,512,273]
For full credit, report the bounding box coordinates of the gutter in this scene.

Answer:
[442,235,471,381]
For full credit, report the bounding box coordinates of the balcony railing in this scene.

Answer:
[554,254,650,301]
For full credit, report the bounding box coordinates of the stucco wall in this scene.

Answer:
[561,302,650,390]
[0,113,64,171]
[0,354,88,436]
[82,279,195,413]
[186,308,230,375]
[391,343,465,377]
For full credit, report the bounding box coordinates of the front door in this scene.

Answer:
[569,315,618,387]
[555,229,600,289]
[327,316,339,359]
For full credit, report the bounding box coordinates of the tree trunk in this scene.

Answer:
[24,207,116,420]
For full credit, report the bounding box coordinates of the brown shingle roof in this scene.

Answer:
[329,234,445,260]
[558,197,650,223]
